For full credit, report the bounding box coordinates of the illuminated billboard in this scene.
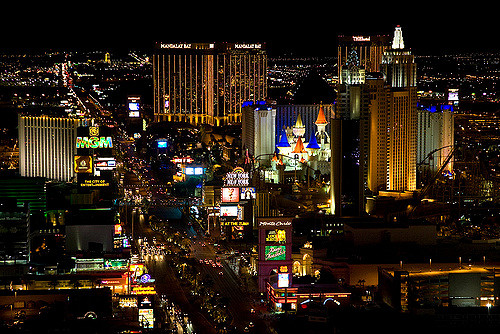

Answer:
[95,157,116,171]
[75,258,104,271]
[157,139,167,148]
[220,205,238,217]
[129,103,140,111]
[222,187,240,203]
[240,187,256,200]
[221,221,249,226]
[129,263,146,283]
[278,273,290,288]
[74,156,93,173]
[265,246,286,261]
[266,229,286,243]
[448,88,459,106]
[104,259,128,270]
[139,309,154,328]
[119,296,138,308]
[128,96,141,118]
[185,167,204,175]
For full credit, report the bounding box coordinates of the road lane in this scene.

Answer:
[190,239,254,331]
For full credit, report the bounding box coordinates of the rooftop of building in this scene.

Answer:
[380,263,500,278]
[154,42,266,53]
[337,35,391,43]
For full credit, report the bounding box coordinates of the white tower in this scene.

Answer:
[392,25,405,49]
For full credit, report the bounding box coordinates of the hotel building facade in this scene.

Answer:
[380,26,418,192]
[153,42,267,126]
[18,115,81,182]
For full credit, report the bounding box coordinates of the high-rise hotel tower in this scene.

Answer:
[18,115,81,182]
[380,26,417,192]
[331,26,417,216]
[153,42,267,126]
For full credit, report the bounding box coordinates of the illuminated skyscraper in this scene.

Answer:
[334,50,371,215]
[18,115,81,182]
[153,42,267,126]
[366,73,389,193]
[381,26,417,192]
[242,102,276,160]
[331,26,418,215]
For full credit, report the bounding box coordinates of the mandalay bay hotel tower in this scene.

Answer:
[153,42,267,126]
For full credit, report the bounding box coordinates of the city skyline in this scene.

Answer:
[1,9,500,333]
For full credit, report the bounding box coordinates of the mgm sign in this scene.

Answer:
[76,126,113,149]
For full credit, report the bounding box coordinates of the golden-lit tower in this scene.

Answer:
[292,112,306,138]
[381,26,417,192]
[153,42,267,126]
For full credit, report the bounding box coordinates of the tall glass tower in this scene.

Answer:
[153,42,267,126]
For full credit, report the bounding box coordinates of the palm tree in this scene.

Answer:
[70,278,82,289]
[48,277,59,290]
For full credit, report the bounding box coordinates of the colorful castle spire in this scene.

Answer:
[306,130,320,149]
[315,106,328,125]
[276,128,291,147]
[292,136,307,154]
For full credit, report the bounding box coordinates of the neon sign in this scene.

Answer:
[353,36,371,42]
[265,246,286,261]
[160,43,192,49]
[76,136,113,149]
[235,43,262,49]
[131,286,156,295]
[258,220,292,227]
[224,167,249,187]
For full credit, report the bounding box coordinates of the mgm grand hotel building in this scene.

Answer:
[153,42,267,126]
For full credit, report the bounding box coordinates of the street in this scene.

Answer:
[129,207,216,334]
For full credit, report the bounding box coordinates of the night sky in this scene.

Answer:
[1,3,497,56]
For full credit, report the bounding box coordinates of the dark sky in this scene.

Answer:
[1,3,497,56]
